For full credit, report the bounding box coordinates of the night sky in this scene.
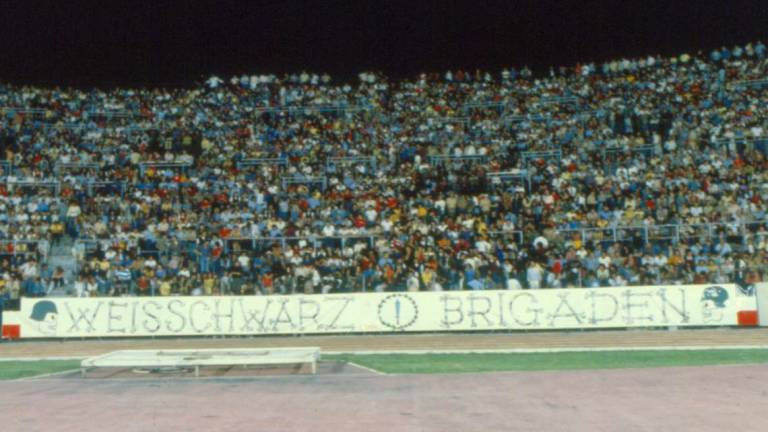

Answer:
[1,0,766,88]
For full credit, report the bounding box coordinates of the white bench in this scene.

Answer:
[80,347,321,377]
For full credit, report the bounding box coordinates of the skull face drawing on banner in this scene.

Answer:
[28,300,59,336]
[700,286,729,323]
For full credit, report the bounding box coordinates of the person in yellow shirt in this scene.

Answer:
[203,273,216,295]
[389,208,401,223]
[421,267,434,290]
[159,278,172,296]
[476,219,488,236]
[98,259,110,277]
[571,233,583,250]
[667,250,684,267]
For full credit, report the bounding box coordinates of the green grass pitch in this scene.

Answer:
[0,360,82,380]
[2,350,767,379]
[326,350,768,374]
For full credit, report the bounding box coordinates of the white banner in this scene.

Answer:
[757,282,768,326]
[17,284,740,338]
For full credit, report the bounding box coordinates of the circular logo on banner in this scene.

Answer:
[377,294,419,331]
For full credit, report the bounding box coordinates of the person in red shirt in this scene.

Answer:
[261,273,273,295]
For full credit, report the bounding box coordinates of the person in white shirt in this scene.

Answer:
[74,276,87,297]
[407,271,420,292]
[66,203,81,218]
[526,262,543,289]
[144,257,158,269]
[364,206,377,223]
[475,238,492,254]
[237,253,250,271]
[20,259,39,280]
[506,277,522,290]
[380,218,393,233]
[322,223,336,237]
[206,75,223,89]
[85,277,97,297]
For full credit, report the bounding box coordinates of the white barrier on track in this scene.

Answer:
[80,347,321,377]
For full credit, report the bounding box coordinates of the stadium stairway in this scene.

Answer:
[47,237,77,296]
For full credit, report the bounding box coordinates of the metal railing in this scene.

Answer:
[223,234,378,253]
[547,221,765,248]
[522,150,561,166]
[488,230,525,245]
[281,175,328,191]
[326,156,376,169]
[502,113,551,124]
[711,135,768,154]
[462,102,508,114]
[603,144,655,158]
[428,154,488,166]
[65,220,766,261]
[487,170,531,191]
[0,106,132,119]
[728,79,768,90]
[539,95,580,105]
[138,161,192,177]
[3,179,61,194]
[0,239,43,256]
[602,145,656,173]
[59,219,765,294]
[252,104,372,115]
[0,161,11,177]
[74,180,128,197]
[236,157,288,169]
[54,162,100,176]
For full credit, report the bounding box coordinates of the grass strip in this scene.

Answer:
[326,350,768,374]
[0,360,82,380]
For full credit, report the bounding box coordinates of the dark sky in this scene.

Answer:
[1,0,766,88]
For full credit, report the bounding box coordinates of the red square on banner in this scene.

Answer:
[2,324,20,339]
[737,311,759,327]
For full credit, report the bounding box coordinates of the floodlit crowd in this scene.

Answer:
[1,42,767,299]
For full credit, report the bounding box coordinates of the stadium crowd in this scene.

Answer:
[0,42,767,299]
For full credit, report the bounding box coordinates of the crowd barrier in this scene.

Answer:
[0,284,760,339]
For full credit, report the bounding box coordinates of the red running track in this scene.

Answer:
[1,364,767,432]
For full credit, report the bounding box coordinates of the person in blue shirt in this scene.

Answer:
[719,46,731,61]
[755,41,766,59]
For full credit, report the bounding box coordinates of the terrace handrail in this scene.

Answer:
[3,179,61,194]
[728,78,768,90]
[522,150,562,166]
[281,175,328,191]
[711,134,768,146]
[325,156,377,171]
[0,239,43,256]
[252,104,372,114]
[63,220,765,264]
[0,161,11,176]
[54,162,101,176]
[428,154,488,165]
[539,95,580,105]
[603,144,656,158]
[487,169,531,191]
[236,157,288,168]
[138,161,192,176]
[222,234,379,253]
[502,113,551,124]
